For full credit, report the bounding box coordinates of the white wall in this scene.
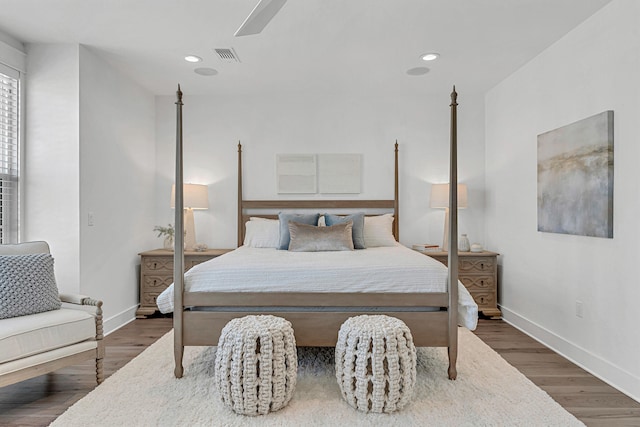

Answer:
[24,44,81,293]
[24,44,156,333]
[154,91,486,251]
[485,0,640,401]
[78,45,157,332]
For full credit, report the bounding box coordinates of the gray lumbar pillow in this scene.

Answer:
[324,212,366,249]
[278,213,320,250]
[0,253,61,320]
[288,221,355,252]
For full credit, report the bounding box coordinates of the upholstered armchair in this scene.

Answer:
[0,241,104,387]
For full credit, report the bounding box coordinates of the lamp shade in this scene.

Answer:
[429,183,468,209]
[171,183,209,209]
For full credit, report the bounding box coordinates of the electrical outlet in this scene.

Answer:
[88,212,95,226]
[575,300,584,318]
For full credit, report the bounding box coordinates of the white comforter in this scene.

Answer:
[157,244,478,330]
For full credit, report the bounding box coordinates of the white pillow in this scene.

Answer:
[243,220,280,248]
[363,214,396,247]
[249,216,278,222]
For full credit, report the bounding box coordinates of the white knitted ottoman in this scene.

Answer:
[335,315,417,413]
[214,315,297,416]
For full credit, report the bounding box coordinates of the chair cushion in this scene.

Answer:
[0,308,96,364]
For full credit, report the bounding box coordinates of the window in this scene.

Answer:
[0,64,20,244]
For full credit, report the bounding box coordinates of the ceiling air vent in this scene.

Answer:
[214,48,241,63]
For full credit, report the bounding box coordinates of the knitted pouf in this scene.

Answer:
[214,315,297,416]
[335,315,417,413]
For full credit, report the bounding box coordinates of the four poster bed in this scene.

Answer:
[161,86,473,380]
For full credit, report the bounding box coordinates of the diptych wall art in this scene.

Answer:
[537,111,614,238]
[277,154,362,194]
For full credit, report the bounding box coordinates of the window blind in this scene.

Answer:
[0,66,19,244]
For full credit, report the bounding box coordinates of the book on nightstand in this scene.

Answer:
[411,244,440,252]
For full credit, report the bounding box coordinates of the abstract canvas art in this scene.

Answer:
[276,154,317,194]
[318,154,361,194]
[537,111,614,238]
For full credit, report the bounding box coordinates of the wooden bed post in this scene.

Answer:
[237,142,243,248]
[173,85,185,378]
[394,141,400,241]
[447,86,459,380]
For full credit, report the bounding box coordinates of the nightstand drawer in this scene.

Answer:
[459,257,495,273]
[142,256,210,273]
[143,275,173,290]
[142,257,173,273]
[141,292,162,306]
[460,276,494,291]
[469,291,496,308]
[187,258,211,269]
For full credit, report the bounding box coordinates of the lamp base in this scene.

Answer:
[442,207,450,252]
[184,208,197,250]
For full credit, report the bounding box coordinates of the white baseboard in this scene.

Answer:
[501,306,640,404]
[103,305,138,336]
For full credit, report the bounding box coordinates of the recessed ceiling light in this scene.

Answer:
[421,53,440,61]
[406,67,430,76]
[184,55,202,63]
[194,67,218,76]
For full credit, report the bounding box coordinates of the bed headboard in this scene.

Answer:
[237,143,400,247]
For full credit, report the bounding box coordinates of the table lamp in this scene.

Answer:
[171,183,209,250]
[429,183,467,251]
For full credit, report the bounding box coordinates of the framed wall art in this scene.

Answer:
[276,154,317,194]
[318,154,361,194]
[537,110,614,238]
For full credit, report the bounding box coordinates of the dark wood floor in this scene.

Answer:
[1,317,639,426]
[473,321,640,427]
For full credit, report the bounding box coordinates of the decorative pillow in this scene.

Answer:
[249,217,278,222]
[288,221,355,252]
[324,213,366,249]
[278,213,320,250]
[0,253,61,320]
[363,214,397,247]
[244,220,280,248]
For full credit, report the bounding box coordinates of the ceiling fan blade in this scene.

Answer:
[234,0,287,37]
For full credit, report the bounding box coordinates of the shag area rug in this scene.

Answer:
[51,328,583,426]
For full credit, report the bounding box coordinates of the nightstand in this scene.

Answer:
[422,250,501,319]
[136,248,233,318]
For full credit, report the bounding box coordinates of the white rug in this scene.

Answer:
[51,329,584,427]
